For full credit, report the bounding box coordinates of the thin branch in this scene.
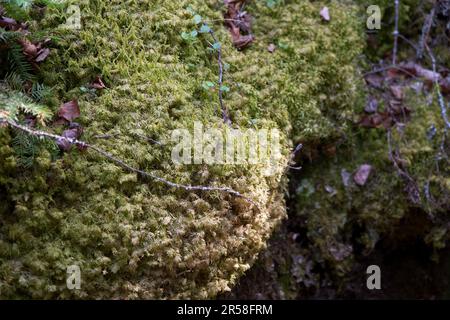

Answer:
[92,133,119,140]
[363,64,418,78]
[398,33,418,52]
[387,130,421,204]
[425,44,450,129]
[285,143,303,173]
[417,6,435,60]
[207,25,230,125]
[131,133,164,146]
[1,118,259,208]
[393,0,400,65]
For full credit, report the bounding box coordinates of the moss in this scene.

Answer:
[292,85,449,284]
[0,0,364,298]
[353,0,428,61]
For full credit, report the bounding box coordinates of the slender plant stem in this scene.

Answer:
[425,44,450,130]
[417,6,435,60]
[0,118,259,208]
[393,0,400,65]
[207,25,230,125]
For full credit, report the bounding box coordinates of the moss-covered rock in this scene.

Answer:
[290,83,450,289]
[0,0,364,298]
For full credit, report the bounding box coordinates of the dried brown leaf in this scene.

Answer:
[58,100,80,122]
[35,48,50,63]
[390,85,404,100]
[365,97,378,113]
[365,74,383,88]
[90,76,106,90]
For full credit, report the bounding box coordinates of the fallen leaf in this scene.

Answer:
[57,129,78,151]
[18,38,38,58]
[353,164,373,186]
[224,0,254,49]
[90,76,106,90]
[364,74,383,88]
[18,38,51,65]
[358,112,393,129]
[35,48,50,63]
[0,14,27,31]
[232,34,255,50]
[57,123,84,152]
[371,113,385,126]
[390,85,404,100]
[57,100,80,122]
[341,169,351,187]
[320,7,330,21]
[365,97,378,113]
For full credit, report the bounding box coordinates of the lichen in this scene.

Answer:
[0,0,364,298]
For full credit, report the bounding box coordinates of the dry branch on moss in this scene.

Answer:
[207,24,230,125]
[0,118,259,208]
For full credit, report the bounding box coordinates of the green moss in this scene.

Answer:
[0,0,364,298]
[293,86,449,282]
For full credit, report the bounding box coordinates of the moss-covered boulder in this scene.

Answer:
[0,0,363,298]
[292,82,450,277]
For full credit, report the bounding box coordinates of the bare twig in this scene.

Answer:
[398,34,418,52]
[417,6,435,60]
[285,143,303,172]
[363,64,418,78]
[425,44,450,129]
[1,118,259,208]
[93,133,119,140]
[206,24,230,125]
[131,133,164,146]
[387,130,421,204]
[393,0,400,65]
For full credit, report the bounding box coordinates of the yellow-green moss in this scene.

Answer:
[293,86,450,280]
[0,0,364,298]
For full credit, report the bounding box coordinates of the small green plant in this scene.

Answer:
[266,0,283,8]
[0,89,56,167]
[202,80,215,90]
[0,90,52,122]
[180,29,198,42]
[11,128,59,168]
[0,28,35,83]
[3,0,33,8]
[181,7,231,121]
